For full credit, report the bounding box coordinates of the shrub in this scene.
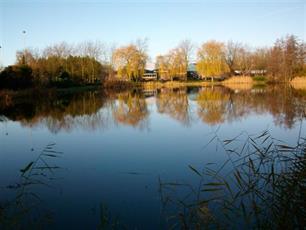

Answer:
[0,65,33,90]
[253,75,267,81]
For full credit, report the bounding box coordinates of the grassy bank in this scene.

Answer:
[2,76,304,98]
[142,76,268,90]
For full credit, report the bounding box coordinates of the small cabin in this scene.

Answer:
[187,63,200,80]
[142,70,158,81]
[234,70,267,76]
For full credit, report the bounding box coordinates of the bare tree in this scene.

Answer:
[236,46,253,75]
[42,42,72,58]
[178,40,194,63]
[267,35,305,81]
[155,40,192,81]
[16,48,40,66]
[224,41,243,75]
[178,39,194,80]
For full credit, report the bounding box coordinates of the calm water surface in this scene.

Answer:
[0,85,305,229]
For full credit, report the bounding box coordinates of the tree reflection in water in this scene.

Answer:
[0,85,305,229]
[0,85,305,131]
[156,87,192,126]
[195,85,306,127]
[111,91,149,129]
[196,87,230,125]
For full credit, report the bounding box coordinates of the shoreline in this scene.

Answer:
[1,76,306,98]
[0,85,100,99]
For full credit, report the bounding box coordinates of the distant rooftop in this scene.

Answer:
[187,63,197,72]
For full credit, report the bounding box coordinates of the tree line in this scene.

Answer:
[0,41,112,89]
[156,35,305,82]
[0,35,305,90]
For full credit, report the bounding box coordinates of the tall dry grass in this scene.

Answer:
[222,76,253,84]
[159,129,306,229]
[222,76,254,91]
[290,77,306,90]
[142,81,213,90]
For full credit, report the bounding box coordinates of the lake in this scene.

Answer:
[0,84,305,229]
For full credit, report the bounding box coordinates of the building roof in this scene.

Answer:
[187,63,197,72]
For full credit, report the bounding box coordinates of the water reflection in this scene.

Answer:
[156,87,192,126]
[0,85,305,229]
[0,85,305,131]
[112,91,149,129]
[197,87,230,125]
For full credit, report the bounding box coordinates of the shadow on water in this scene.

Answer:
[159,128,306,229]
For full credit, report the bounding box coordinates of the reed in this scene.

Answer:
[0,143,63,230]
[222,76,254,84]
[221,76,255,91]
[159,128,306,229]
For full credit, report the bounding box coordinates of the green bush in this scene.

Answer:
[253,75,266,81]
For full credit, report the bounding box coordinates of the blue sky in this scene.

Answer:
[0,0,305,66]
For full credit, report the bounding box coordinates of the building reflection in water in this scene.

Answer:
[0,85,305,132]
